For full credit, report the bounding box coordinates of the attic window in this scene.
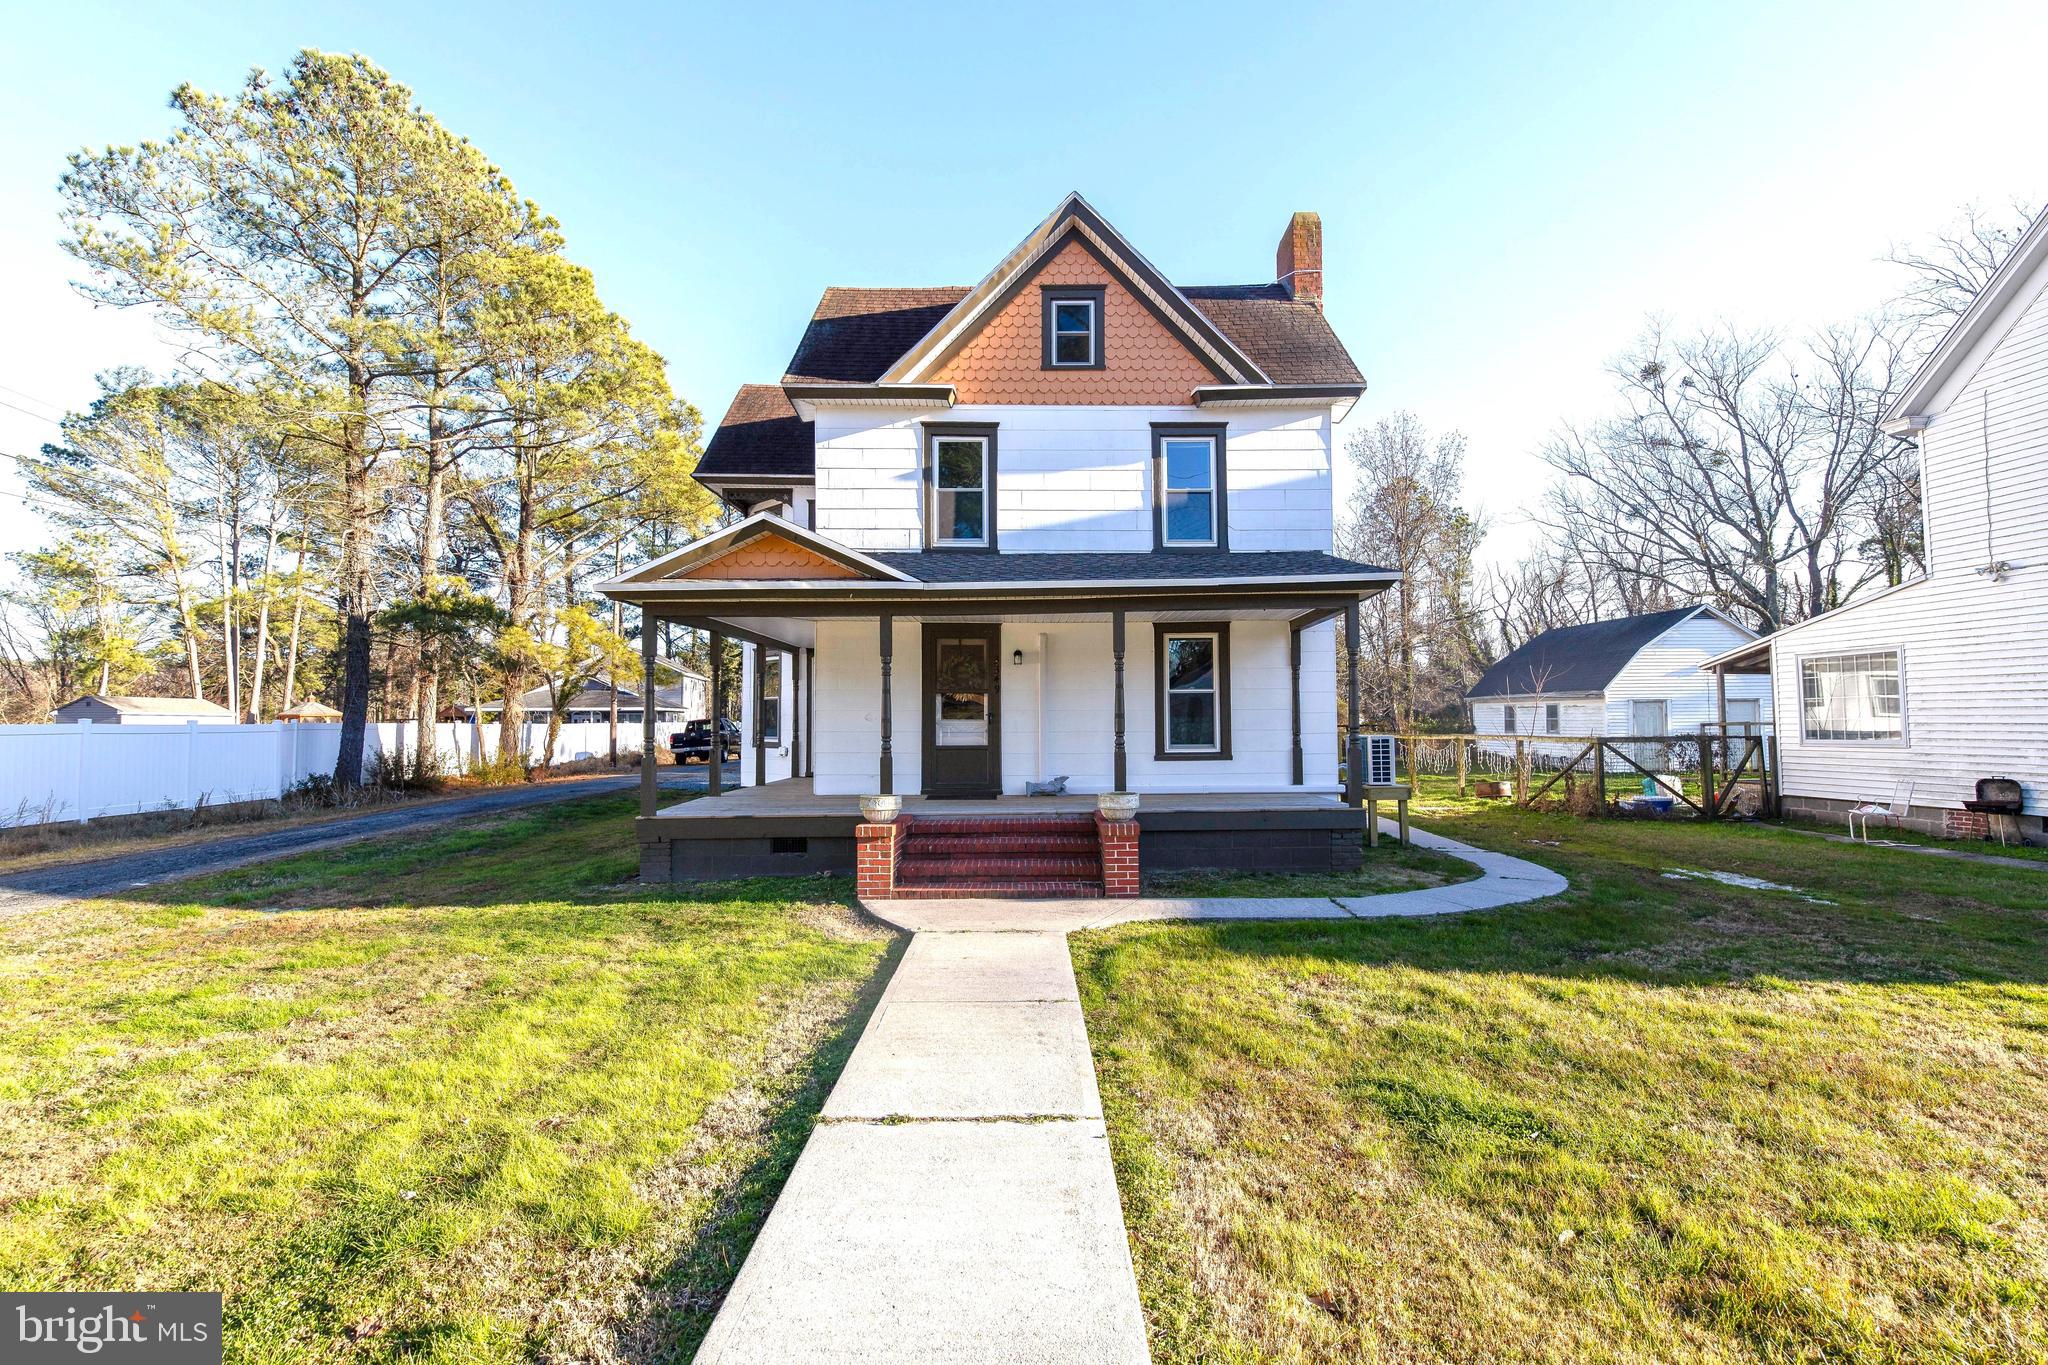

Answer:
[1042,287,1105,369]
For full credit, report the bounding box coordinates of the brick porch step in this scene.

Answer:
[884,880,1105,900]
[903,834,1100,857]
[898,854,1101,881]
[905,815,1097,837]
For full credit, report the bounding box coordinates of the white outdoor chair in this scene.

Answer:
[1847,780,1913,841]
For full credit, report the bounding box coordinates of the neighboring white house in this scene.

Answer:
[1466,605,1773,757]
[51,695,238,725]
[601,194,1398,885]
[1703,208,2048,844]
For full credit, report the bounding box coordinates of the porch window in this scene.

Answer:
[923,424,998,549]
[759,653,781,745]
[1154,623,1231,759]
[1042,286,1105,369]
[1800,650,1903,742]
[1152,424,1228,550]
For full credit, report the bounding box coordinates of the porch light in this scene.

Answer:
[1012,649,1024,666]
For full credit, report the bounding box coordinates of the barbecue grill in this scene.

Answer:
[1963,777,2025,845]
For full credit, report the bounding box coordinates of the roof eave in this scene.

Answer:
[1886,206,2048,422]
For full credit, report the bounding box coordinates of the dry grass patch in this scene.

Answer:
[1077,806,2048,1364]
[0,794,898,1364]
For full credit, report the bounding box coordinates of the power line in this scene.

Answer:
[0,381,67,417]
[0,396,64,427]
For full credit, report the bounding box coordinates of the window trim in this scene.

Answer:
[920,421,999,552]
[1153,621,1232,760]
[1796,648,1908,746]
[1544,702,1561,734]
[1041,285,1106,370]
[1503,703,1518,733]
[1151,422,1229,552]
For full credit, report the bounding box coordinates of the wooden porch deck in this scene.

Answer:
[652,777,1352,821]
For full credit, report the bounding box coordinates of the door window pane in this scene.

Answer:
[1163,634,1219,751]
[1161,437,1216,544]
[934,639,989,747]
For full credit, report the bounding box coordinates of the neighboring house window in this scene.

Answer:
[1154,623,1231,759]
[1503,704,1518,733]
[1545,703,1560,734]
[1152,423,1228,550]
[759,653,781,745]
[922,423,998,550]
[1042,286,1105,369]
[1800,651,1903,741]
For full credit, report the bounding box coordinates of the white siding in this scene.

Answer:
[805,616,1336,796]
[1765,264,2048,818]
[1603,613,1773,734]
[736,644,798,788]
[810,404,1334,554]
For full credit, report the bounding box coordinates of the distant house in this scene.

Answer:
[1702,208,2048,844]
[458,662,708,726]
[1467,606,1772,752]
[276,701,343,722]
[51,695,238,725]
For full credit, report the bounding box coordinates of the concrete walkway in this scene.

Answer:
[693,821,1565,1363]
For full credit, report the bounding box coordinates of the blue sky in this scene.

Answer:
[3,0,2043,563]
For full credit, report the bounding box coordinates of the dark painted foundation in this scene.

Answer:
[637,805,1372,883]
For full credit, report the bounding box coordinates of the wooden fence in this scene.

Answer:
[1387,728,1778,820]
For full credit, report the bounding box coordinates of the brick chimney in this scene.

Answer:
[1276,211,1323,307]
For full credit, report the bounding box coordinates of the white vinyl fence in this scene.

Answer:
[0,718,681,828]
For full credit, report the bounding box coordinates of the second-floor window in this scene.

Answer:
[923,423,997,549]
[1042,286,1105,369]
[1152,424,1228,550]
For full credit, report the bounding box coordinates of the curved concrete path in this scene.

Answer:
[694,822,1565,1363]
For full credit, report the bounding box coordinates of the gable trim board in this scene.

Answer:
[881,194,1267,388]
[1889,207,2048,424]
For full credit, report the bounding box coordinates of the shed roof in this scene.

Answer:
[1466,607,1720,699]
[55,694,236,717]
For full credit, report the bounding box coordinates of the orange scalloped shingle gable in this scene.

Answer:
[672,533,863,580]
[930,238,1218,404]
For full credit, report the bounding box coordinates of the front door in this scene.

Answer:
[922,625,1001,798]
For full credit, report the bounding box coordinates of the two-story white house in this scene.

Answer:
[1702,207,2048,844]
[601,195,1399,893]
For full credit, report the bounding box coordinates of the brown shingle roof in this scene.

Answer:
[783,287,970,384]
[1182,285,1365,384]
[695,384,815,480]
[701,276,1364,480]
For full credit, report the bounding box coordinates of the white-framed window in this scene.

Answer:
[1544,703,1561,734]
[1503,704,1518,733]
[759,653,781,745]
[1048,297,1096,366]
[1800,650,1903,742]
[1160,436,1218,546]
[930,435,989,547]
[1159,629,1226,755]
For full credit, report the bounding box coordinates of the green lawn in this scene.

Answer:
[0,794,897,1363]
[1075,801,2048,1364]
[1144,841,1477,899]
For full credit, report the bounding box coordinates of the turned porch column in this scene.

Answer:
[1112,608,1128,792]
[708,630,725,799]
[639,616,658,818]
[1344,601,1364,807]
[878,613,894,796]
